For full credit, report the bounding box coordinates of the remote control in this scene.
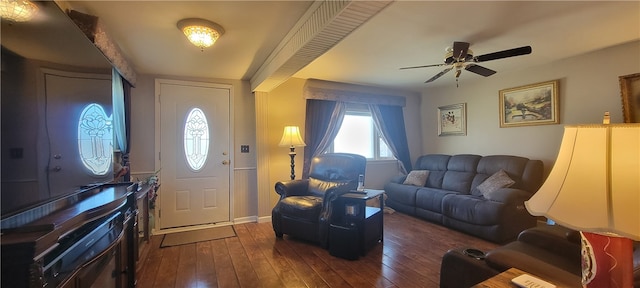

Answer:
[511,274,556,288]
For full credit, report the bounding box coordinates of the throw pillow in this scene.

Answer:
[477,170,515,200]
[403,170,430,186]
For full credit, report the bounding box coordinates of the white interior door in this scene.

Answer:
[44,70,112,197]
[158,80,230,229]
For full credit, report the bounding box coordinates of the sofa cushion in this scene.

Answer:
[384,182,420,215]
[471,155,531,192]
[416,187,459,213]
[414,154,450,189]
[442,155,481,193]
[442,171,477,194]
[476,170,515,200]
[403,170,430,186]
[442,194,506,225]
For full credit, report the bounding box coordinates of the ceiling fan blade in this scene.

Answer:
[452,41,470,61]
[400,63,448,70]
[465,64,496,77]
[473,46,532,62]
[425,67,453,83]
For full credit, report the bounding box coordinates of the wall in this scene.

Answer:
[128,74,257,224]
[421,40,640,172]
[263,78,423,209]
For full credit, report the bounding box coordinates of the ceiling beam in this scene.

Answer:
[250,0,392,92]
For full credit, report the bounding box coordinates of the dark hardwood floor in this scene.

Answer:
[136,212,498,288]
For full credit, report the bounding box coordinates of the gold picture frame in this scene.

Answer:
[438,103,466,136]
[619,73,640,123]
[499,80,559,127]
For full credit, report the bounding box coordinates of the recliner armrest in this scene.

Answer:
[517,225,581,261]
[483,188,530,203]
[274,179,309,197]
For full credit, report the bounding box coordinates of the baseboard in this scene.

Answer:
[257,215,272,223]
[234,216,258,224]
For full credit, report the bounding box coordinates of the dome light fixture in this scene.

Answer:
[0,0,38,22]
[177,18,224,51]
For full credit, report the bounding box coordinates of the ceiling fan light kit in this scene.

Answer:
[401,41,532,86]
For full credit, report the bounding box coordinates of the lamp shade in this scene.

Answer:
[278,126,306,147]
[525,124,640,241]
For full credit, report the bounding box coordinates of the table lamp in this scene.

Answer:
[278,126,306,180]
[525,117,639,287]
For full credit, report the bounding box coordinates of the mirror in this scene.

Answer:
[1,1,114,216]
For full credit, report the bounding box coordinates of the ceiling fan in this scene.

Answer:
[400,41,532,86]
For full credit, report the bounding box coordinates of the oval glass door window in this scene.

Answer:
[184,108,210,171]
[78,103,113,175]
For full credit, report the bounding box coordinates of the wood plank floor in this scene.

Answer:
[136,212,498,288]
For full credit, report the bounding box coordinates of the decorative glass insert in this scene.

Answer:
[78,103,113,175]
[184,108,210,171]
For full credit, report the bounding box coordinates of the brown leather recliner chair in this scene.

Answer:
[272,153,366,248]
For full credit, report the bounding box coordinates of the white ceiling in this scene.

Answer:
[67,1,640,92]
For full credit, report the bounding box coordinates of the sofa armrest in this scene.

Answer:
[274,179,309,197]
[483,187,531,203]
[517,225,581,261]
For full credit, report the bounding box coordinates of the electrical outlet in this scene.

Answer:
[240,145,249,153]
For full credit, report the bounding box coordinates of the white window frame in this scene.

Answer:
[328,105,395,161]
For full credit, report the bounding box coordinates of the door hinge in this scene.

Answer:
[158,209,161,218]
[158,152,161,161]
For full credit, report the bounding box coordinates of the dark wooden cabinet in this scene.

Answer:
[1,183,138,288]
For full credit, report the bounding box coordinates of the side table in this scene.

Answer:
[331,189,385,256]
[472,268,527,288]
[472,268,562,288]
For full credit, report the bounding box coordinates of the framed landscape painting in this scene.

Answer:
[499,80,559,127]
[438,103,466,136]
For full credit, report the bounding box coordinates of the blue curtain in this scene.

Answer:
[112,68,127,152]
[302,100,346,178]
[369,104,412,173]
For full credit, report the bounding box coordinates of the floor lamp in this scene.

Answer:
[278,126,306,180]
[525,120,640,287]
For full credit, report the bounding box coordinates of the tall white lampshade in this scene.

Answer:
[278,126,306,180]
[525,122,640,287]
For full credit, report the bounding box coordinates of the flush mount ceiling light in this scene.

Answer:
[0,0,38,22]
[177,18,224,51]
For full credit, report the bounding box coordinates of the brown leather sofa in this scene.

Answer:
[440,225,640,287]
[385,154,543,243]
[272,153,366,248]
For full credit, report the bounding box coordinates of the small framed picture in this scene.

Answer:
[499,80,559,127]
[438,103,466,136]
[619,73,640,123]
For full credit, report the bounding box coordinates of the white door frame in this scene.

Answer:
[154,78,234,234]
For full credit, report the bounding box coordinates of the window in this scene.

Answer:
[184,107,210,171]
[330,107,394,160]
[78,103,113,175]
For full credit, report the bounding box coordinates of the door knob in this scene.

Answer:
[222,160,230,165]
